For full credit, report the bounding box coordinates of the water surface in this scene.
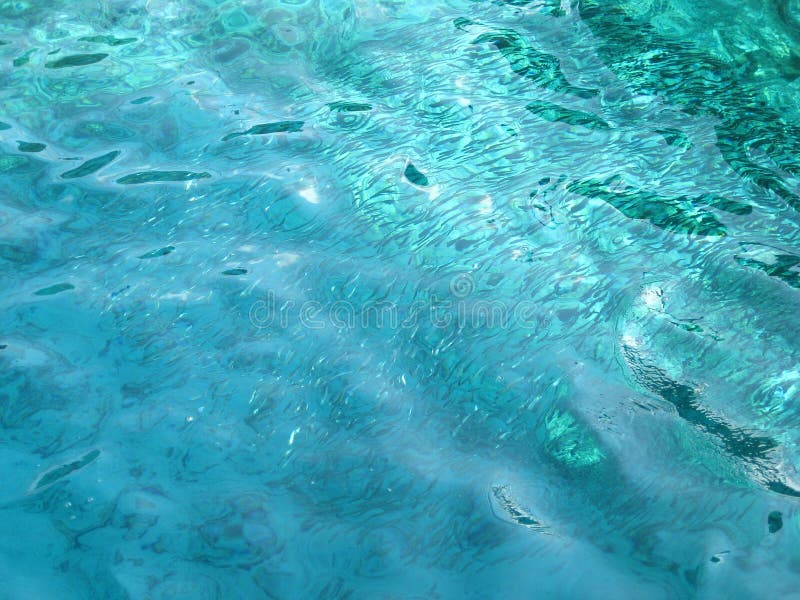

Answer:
[2,1,800,598]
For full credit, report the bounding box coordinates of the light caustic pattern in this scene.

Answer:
[2,0,800,597]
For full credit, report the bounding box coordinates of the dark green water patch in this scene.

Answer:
[79,35,137,46]
[45,53,108,68]
[735,250,800,289]
[328,101,372,112]
[404,163,429,186]
[453,17,475,31]
[117,171,210,184]
[567,178,727,236]
[471,28,597,98]
[17,141,45,152]
[526,100,609,130]
[766,481,800,498]
[34,283,74,296]
[139,246,175,259]
[576,0,800,213]
[622,344,800,497]
[768,511,783,533]
[61,150,120,179]
[222,121,304,141]
[669,319,704,335]
[0,122,10,130]
[12,48,34,67]
[32,449,100,491]
[700,195,752,216]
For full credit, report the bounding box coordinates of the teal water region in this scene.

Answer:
[2,1,800,598]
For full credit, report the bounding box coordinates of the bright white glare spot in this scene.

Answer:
[289,427,301,445]
[641,286,664,310]
[161,291,190,301]
[276,252,300,267]
[621,334,639,349]
[299,187,319,204]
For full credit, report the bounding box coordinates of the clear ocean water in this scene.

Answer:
[3,0,800,597]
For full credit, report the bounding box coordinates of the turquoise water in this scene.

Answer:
[2,0,800,597]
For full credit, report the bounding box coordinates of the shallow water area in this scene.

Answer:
[2,1,800,598]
